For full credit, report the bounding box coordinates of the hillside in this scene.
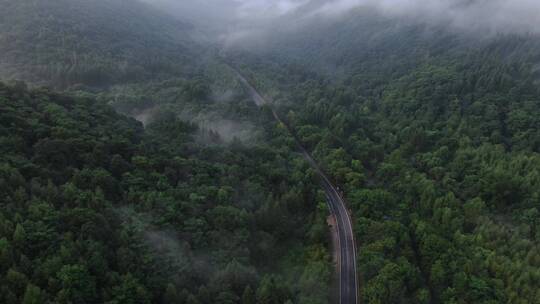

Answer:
[0,0,197,88]
[0,82,332,303]
[228,12,540,303]
[2,1,540,303]
[230,8,540,87]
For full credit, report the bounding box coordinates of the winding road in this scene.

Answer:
[230,65,359,304]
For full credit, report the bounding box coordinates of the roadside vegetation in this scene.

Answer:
[1,1,539,303]
[228,19,540,303]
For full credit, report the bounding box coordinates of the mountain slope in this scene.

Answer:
[0,81,332,303]
[228,12,540,303]
[0,0,196,88]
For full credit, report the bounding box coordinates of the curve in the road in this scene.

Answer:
[230,65,359,304]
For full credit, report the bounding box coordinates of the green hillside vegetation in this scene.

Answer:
[0,0,196,88]
[0,82,332,303]
[2,1,540,303]
[228,20,540,303]
[0,0,250,135]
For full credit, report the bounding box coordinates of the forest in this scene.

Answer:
[1,0,539,303]
[226,14,540,303]
[0,81,332,303]
[0,0,198,88]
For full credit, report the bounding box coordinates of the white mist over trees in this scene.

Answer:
[145,0,540,36]
[2,1,540,304]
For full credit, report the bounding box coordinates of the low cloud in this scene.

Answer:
[233,0,310,19]
[313,0,540,34]
[174,109,260,145]
[196,117,259,145]
[145,0,540,36]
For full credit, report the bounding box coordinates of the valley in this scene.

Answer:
[1,1,540,304]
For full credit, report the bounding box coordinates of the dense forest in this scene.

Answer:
[1,0,540,303]
[0,0,198,88]
[227,15,540,303]
[0,0,247,125]
[0,81,334,303]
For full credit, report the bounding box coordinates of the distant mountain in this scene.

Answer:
[233,7,540,81]
[0,0,197,88]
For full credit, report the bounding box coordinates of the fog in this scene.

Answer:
[180,110,260,145]
[346,0,540,34]
[117,207,215,281]
[144,0,540,38]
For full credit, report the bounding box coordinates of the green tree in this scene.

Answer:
[22,284,44,304]
[163,284,179,304]
[463,198,485,229]
[256,276,290,304]
[13,223,26,248]
[241,285,255,304]
[0,237,12,271]
[6,268,28,296]
[56,264,96,303]
[523,208,539,240]
[110,273,151,304]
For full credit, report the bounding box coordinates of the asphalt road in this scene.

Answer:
[231,66,359,304]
